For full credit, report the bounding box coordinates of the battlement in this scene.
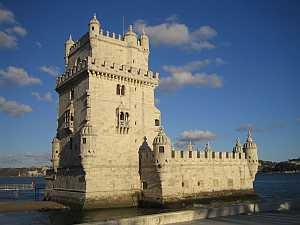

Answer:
[56,56,159,90]
[68,28,147,57]
[169,150,247,161]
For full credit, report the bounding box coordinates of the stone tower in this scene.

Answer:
[45,15,161,209]
[243,129,259,180]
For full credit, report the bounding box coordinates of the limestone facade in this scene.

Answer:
[45,15,259,209]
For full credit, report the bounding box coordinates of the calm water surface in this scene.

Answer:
[0,173,299,225]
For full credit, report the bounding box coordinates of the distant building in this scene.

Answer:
[27,170,39,177]
[45,15,259,209]
[289,158,300,165]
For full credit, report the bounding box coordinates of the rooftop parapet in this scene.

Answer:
[56,57,159,90]
[169,150,246,161]
[68,27,148,57]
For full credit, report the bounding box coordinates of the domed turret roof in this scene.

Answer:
[90,13,100,25]
[235,137,242,147]
[204,142,213,152]
[125,25,137,37]
[233,137,242,153]
[153,127,169,145]
[243,129,257,149]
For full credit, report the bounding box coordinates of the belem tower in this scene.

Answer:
[45,15,259,209]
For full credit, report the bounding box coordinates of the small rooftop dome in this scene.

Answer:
[90,13,100,25]
[153,127,169,145]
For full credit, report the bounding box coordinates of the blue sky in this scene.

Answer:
[0,0,299,167]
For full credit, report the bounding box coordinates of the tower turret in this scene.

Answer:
[64,34,74,67]
[233,137,242,153]
[140,27,149,51]
[89,14,100,37]
[51,137,60,172]
[153,127,171,164]
[204,142,213,153]
[80,123,97,169]
[124,25,137,46]
[243,129,258,179]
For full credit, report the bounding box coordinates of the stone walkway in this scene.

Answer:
[170,212,300,225]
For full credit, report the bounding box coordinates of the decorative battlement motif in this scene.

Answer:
[56,57,159,89]
[169,150,247,161]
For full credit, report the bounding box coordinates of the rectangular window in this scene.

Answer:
[70,88,74,100]
[82,138,86,144]
[171,151,175,158]
[197,151,200,158]
[189,151,192,158]
[155,119,160,126]
[180,151,184,158]
[159,146,164,153]
[70,138,73,150]
[142,182,148,190]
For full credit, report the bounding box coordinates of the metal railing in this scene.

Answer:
[0,183,34,191]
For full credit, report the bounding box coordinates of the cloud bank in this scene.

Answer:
[134,17,217,51]
[0,66,41,86]
[179,130,217,142]
[0,5,27,49]
[39,66,60,77]
[159,59,223,93]
[32,91,53,102]
[0,96,32,117]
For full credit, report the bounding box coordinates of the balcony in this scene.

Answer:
[119,120,129,128]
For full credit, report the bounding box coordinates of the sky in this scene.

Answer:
[0,0,299,167]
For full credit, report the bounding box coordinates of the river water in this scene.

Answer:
[0,173,299,225]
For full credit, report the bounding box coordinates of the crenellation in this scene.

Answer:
[56,57,159,90]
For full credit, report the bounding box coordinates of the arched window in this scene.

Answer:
[121,85,125,96]
[116,84,120,95]
[125,112,129,121]
[120,112,124,121]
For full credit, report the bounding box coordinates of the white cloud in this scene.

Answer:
[32,91,53,102]
[0,96,32,117]
[39,66,60,77]
[160,59,223,93]
[0,31,17,49]
[160,71,222,93]
[0,66,41,86]
[0,7,15,24]
[179,130,217,142]
[0,6,27,50]
[191,26,217,40]
[134,18,217,51]
[6,26,27,37]
[163,59,211,73]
